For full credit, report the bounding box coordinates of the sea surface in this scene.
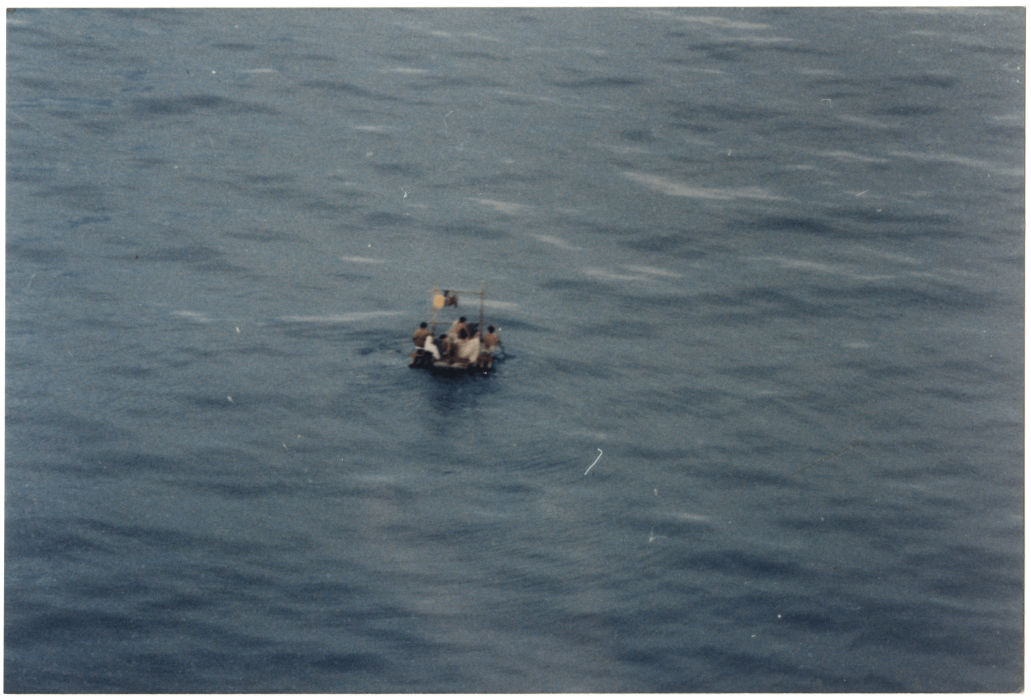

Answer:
[5,8,1024,693]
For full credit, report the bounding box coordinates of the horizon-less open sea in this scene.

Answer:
[6,7,1024,693]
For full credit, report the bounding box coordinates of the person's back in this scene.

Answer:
[482,325,501,352]
[413,322,431,348]
[448,316,469,342]
[423,333,440,360]
[457,333,480,363]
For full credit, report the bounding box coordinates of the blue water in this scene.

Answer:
[6,8,1023,692]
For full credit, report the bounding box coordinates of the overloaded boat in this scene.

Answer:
[409,282,503,374]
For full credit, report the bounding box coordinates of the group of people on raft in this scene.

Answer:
[411,316,502,369]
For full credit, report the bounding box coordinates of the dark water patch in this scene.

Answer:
[671,103,787,123]
[7,242,70,264]
[360,211,409,227]
[131,156,170,169]
[621,128,659,143]
[495,565,574,597]
[807,73,960,92]
[77,451,188,478]
[586,319,659,338]
[299,80,400,102]
[962,43,1025,57]
[279,580,366,605]
[751,215,834,235]
[809,511,948,545]
[449,50,510,62]
[697,286,840,321]
[190,480,304,499]
[321,478,418,507]
[230,342,298,359]
[476,170,541,186]
[75,119,118,136]
[7,608,144,646]
[891,74,961,89]
[143,592,211,612]
[548,77,646,89]
[132,95,279,117]
[828,206,957,227]
[280,51,339,64]
[429,223,510,240]
[6,22,53,39]
[309,652,387,673]
[677,44,750,63]
[493,481,537,495]
[919,386,987,402]
[274,323,379,343]
[241,173,297,185]
[376,51,425,65]
[809,281,1001,314]
[689,644,909,692]
[869,104,945,118]
[11,410,125,448]
[108,365,155,379]
[7,165,59,183]
[32,183,111,212]
[912,545,1024,602]
[356,333,406,356]
[6,517,115,558]
[729,429,802,458]
[225,227,298,243]
[833,358,916,379]
[765,44,833,57]
[411,75,503,91]
[104,518,309,557]
[619,234,707,258]
[717,363,786,380]
[146,243,236,268]
[102,7,187,24]
[67,215,113,229]
[699,462,792,488]
[545,357,614,380]
[46,109,85,120]
[370,162,422,177]
[212,42,258,51]
[847,605,996,665]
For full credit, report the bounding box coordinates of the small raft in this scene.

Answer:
[409,283,502,374]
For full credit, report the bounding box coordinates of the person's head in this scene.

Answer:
[488,325,495,333]
[440,334,447,340]
[420,322,427,329]
[459,316,466,323]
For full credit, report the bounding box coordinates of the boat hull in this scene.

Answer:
[409,352,494,375]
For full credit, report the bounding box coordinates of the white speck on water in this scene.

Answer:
[648,528,667,543]
[584,448,603,475]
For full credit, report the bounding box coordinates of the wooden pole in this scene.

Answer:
[478,281,485,338]
[430,285,439,335]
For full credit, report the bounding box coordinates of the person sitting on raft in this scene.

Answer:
[448,316,470,343]
[482,325,501,354]
[455,328,481,366]
[413,322,431,349]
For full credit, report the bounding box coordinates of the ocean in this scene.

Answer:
[5,7,1024,692]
